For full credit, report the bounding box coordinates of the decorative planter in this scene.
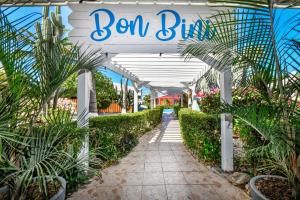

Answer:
[0,185,9,200]
[50,176,66,200]
[31,176,66,200]
[249,175,287,200]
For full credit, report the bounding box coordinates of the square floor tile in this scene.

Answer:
[123,172,144,185]
[143,172,165,185]
[189,185,221,200]
[101,173,123,186]
[145,151,159,158]
[163,172,187,184]
[125,162,145,172]
[145,155,161,163]
[158,145,171,151]
[145,162,162,172]
[183,172,214,184]
[121,186,143,200]
[142,185,167,200]
[85,186,117,200]
[146,144,159,151]
[162,162,181,172]
[175,155,195,162]
[178,161,207,172]
[173,151,189,157]
[166,185,192,200]
[159,151,174,157]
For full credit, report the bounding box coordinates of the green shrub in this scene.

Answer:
[199,92,221,114]
[178,108,221,163]
[173,105,181,117]
[89,108,163,166]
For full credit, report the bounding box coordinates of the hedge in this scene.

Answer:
[173,105,181,117]
[89,108,163,166]
[178,108,221,163]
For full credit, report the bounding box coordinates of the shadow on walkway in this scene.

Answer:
[69,113,249,200]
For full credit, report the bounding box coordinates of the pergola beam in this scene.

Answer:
[114,63,204,66]
[112,58,203,62]
[119,66,205,69]
[104,63,140,83]
[1,0,298,8]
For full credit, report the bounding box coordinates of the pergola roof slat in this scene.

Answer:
[107,53,208,91]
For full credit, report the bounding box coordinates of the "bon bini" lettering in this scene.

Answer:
[90,8,215,42]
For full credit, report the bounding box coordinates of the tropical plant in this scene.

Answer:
[94,72,118,110]
[180,0,300,197]
[143,94,151,109]
[119,77,129,112]
[0,4,104,199]
[61,72,118,110]
[20,6,71,111]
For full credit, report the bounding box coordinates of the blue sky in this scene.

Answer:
[5,6,150,95]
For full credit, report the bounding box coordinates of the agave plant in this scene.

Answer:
[0,4,104,199]
[180,0,300,197]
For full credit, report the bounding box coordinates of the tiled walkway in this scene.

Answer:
[69,113,249,200]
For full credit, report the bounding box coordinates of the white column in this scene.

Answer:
[153,91,157,108]
[180,93,184,107]
[77,69,92,167]
[220,69,233,172]
[133,82,139,112]
[188,91,192,108]
[150,89,154,109]
[191,84,200,111]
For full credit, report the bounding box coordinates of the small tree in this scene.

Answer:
[61,72,117,110]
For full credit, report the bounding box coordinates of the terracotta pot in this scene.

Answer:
[249,175,287,200]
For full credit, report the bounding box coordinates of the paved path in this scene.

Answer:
[70,113,249,200]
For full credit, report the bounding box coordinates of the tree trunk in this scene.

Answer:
[42,103,48,116]
[52,88,60,109]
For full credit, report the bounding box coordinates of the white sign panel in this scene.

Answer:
[68,4,217,53]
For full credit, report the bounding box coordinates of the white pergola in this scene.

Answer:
[106,53,209,111]
[8,0,233,172]
[77,52,233,172]
[67,1,234,172]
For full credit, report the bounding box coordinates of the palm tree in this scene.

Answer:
[0,5,104,199]
[180,0,300,197]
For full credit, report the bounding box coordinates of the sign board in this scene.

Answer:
[68,4,217,53]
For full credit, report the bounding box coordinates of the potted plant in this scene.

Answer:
[249,175,289,200]
[24,176,66,200]
[180,0,300,199]
[0,4,103,199]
